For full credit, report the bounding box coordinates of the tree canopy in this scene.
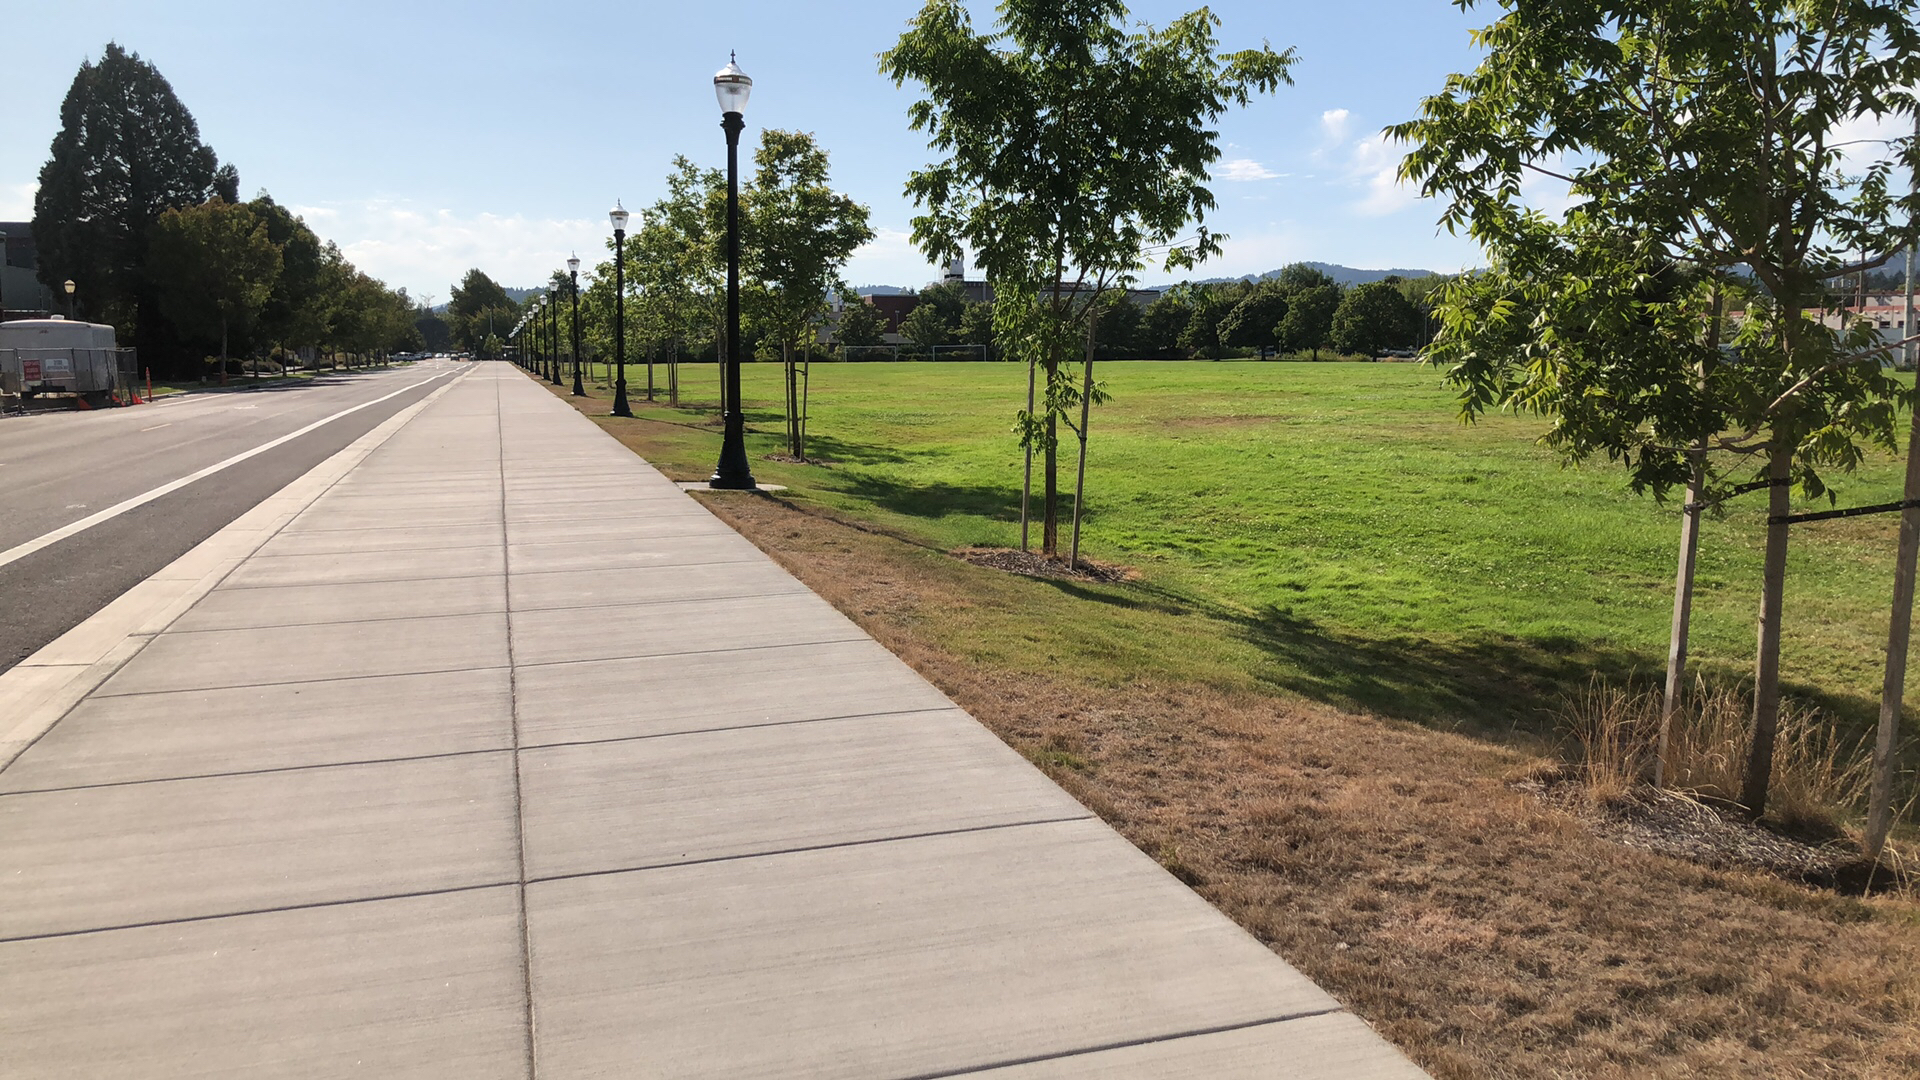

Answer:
[33,43,236,363]
[147,199,281,366]
[883,0,1294,555]
[1395,0,1920,813]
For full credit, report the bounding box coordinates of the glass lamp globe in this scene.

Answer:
[609,202,630,234]
[714,55,752,116]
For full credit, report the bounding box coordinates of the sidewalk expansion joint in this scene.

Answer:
[227,540,509,562]
[88,662,513,699]
[496,373,541,1080]
[0,744,516,798]
[518,706,964,753]
[0,880,519,946]
[505,551,769,572]
[157,602,508,635]
[516,635,874,671]
[893,1009,1353,1080]
[523,814,1097,887]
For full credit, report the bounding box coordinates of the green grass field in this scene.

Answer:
[592,359,1914,737]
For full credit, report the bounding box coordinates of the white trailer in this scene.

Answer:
[0,317,137,408]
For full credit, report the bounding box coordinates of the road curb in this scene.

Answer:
[0,368,473,772]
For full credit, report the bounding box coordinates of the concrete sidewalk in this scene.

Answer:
[0,365,1425,1078]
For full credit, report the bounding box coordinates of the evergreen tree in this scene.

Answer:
[33,43,231,370]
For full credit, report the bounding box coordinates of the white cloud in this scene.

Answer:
[1320,108,1352,144]
[844,226,944,289]
[306,199,604,298]
[1219,158,1281,182]
[1828,109,1910,174]
[1348,133,1419,218]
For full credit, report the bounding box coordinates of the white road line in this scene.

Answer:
[139,423,171,432]
[0,369,464,572]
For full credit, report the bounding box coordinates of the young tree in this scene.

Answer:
[1397,0,1920,815]
[1330,280,1418,357]
[147,200,281,383]
[630,158,727,406]
[884,0,1293,560]
[745,129,873,456]
[34,43,234,373]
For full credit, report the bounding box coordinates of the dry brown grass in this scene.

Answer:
[1560,678,1910,838]
[697,490,1920,1080]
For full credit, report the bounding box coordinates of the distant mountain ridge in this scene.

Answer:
[854,262,1441,296]
[1176,262,1439,288]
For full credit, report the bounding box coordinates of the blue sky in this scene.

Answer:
[2,1,1512,299]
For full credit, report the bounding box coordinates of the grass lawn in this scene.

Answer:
[535,361,1920,1078]
[583,358,1916,733]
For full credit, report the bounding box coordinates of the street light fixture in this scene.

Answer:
[611,201,633,418]
[710,53,756,489]
[63,279,76,320]
[568,254,585,396]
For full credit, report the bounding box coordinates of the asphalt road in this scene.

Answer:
[0,360,471,674]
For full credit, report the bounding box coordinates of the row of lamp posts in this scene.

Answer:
[509,57,755,489]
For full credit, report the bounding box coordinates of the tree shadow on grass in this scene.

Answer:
[1038,573,1885,743]
[790,433,915,467]
[829,472,1030,522]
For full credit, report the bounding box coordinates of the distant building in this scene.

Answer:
[1730,292,1919,361]
[0,223,58,320]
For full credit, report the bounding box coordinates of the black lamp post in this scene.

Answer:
[546,289,561,384]
[568,254,585,395]
[611,202,633,417]
[64,279,76,320]
[710,53,756,489]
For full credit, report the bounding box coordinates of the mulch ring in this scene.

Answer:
[1517,767,1906,894]
[954,546,1135,584]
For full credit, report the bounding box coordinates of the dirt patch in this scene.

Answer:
[693,489,1920,1080]
[955,545,1136,583]
[1518,769,1898,893]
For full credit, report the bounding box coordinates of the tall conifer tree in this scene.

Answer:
[33,43,230,368]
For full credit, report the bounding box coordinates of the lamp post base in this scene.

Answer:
[572,371,585,396]
[612,380,633,418]
[707,471,758,490]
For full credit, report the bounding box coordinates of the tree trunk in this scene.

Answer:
[799,344,811,462]
[670,337,680,406]
[1743,442,1793,815]
[1868,384,1920,859]
[783,341,797,456]
[1042,390,1059,557]
[220,316,228,387]
[1020,356,1036,553]
[1658,451,1705,787]
[1870,185,1920,858]
[1069,324,1095,568]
